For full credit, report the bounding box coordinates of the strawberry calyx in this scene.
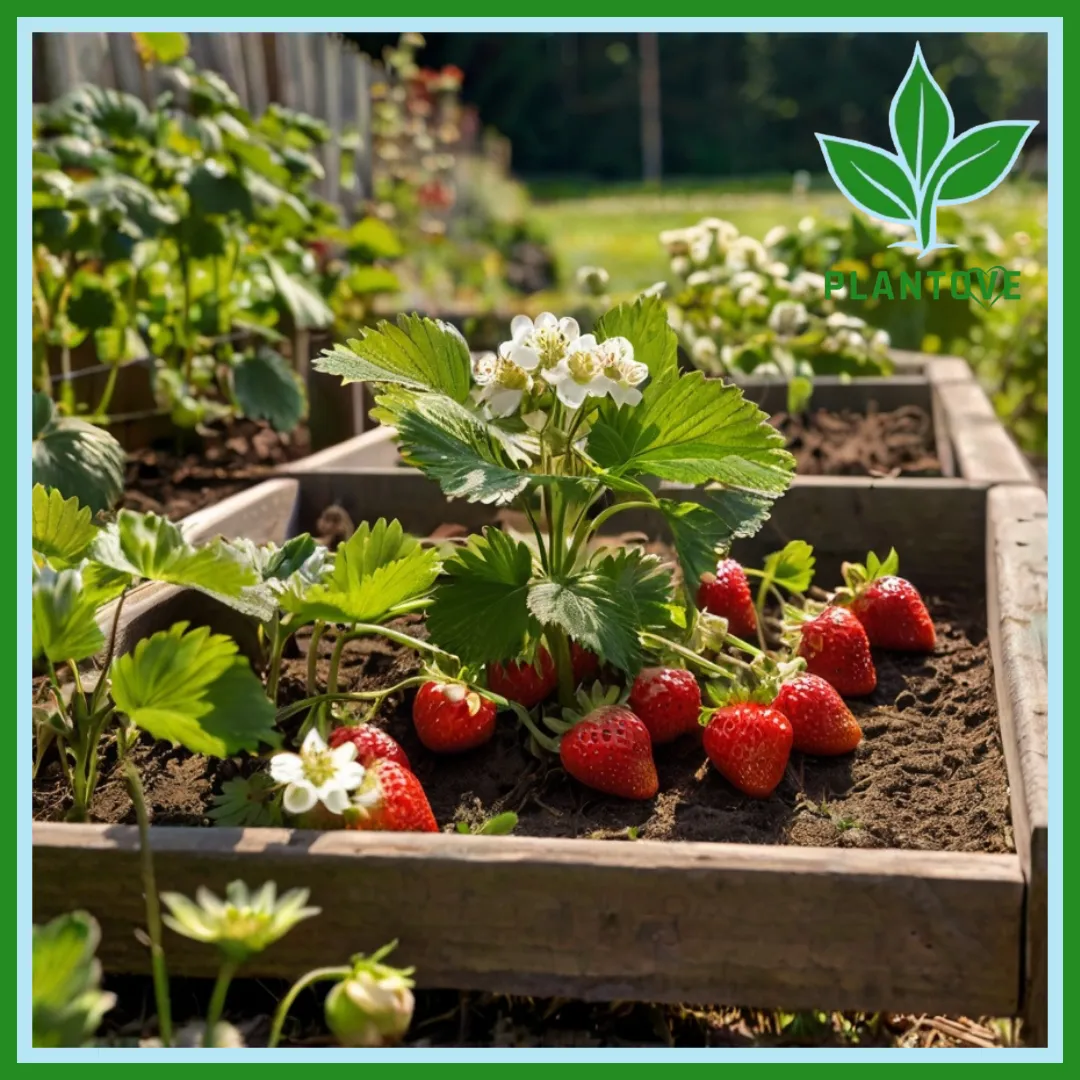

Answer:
[834,547,901,605]
[544,681,628,737]
[702,655,806,712]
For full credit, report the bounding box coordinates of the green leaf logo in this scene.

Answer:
[817,42,1037,258]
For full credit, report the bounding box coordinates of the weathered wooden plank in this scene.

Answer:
[287,471,989,594]
[320,37,343,207]
[735,375,934,417]
[32,824,1023,1016]
[179,477,299,546]
[934,379,1034,484]
[986,485,1048,1045]
[239,33,269,116]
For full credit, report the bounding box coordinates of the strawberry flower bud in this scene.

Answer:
[324,947,416,1048]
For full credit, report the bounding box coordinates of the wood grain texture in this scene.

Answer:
[934,380,1034,484]
[986,485,1049,1045]
[32,824,1023,1016]
[179,477,299,546]
[289,472,989,594]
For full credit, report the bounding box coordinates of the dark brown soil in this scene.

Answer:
[35,596,1011,856]
[97,974,1014,1048]
[119,420,311,521]
[773,404,941,477]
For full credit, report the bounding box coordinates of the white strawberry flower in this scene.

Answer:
[592,335,648,407]
[789,271,828,300]
[763,224,790,249]
[736,284,768,309]
[725,236,768,272]
[767,300,810,337]
[269,729,366,816]
[691,336,719,365]
[504,311,581,371]
[471,346,538,418]
[686,270,713,288]
[541,334,608,409]
[870,329,891,351]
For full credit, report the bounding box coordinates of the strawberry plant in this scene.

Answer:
[314,296,797,720]
[32,483,281,819]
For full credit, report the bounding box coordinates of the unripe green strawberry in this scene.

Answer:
[325,954,415,1047]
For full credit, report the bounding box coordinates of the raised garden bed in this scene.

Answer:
[32,470,1048,1041]
[280,355,1034,486]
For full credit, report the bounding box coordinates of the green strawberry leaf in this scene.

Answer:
[110,622,279,757]
[594,293,679,381]
[90,511,273,619]
[889,42,954,187]
[207,774,283,828]
[32,396,125,515]
[32,566,106,663]
[527,548,673,675]
[32,911,114,1049]
[232,349,306,433]
[932,121,1038,205]
[587,370,795,497]
[426,528,538,665]
[283,518,439,625]
[374,388,591,507]
[762,540,816,594]
[477,811,519,835]
[787,375,813,415]
[265,254,333,330]
[815,136,916,223]
[32,485,98,566]
[658,499,731,591]
[314,313,473,403]
[344,216,404,260]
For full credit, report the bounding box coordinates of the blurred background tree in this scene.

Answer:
[345,32,1047,182]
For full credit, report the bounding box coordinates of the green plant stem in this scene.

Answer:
[204,959,239,1048]
[265,615,287,704]
[546,625,577,709]
[91,589,126,715]
[520,499,550,574]
[306,620,326,696]
[639,631,752,677]
[123,760,173,1048]
[93,361,121,421]
[565,498,655,569]
[267,966,351,1049]
[274,678,430,726]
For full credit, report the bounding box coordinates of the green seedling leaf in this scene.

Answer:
[32,485,97,566]
[594,293,679,381]
[344,216,404,260]
[346,265,401,295]
[110,622,279,757]
[32,911,115,1048]
[889,42,953,187]
[787,375,813,416]
[427,528,538,665]
[814,136,916,223]
[762,540,816,594]
[233,349,306,433]
[478,812,518,835]
[265,255,334,330]
[131,31,189,66]
[587,369,795,495]
[90,511,273,619]
[32,566,106,663]
[314,314,473,403]
[32,396,125,515]
[283,518,439,625]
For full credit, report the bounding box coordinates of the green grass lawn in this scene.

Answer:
[526,179,1048,302]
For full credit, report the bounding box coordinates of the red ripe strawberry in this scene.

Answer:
[328,725,411,770]
[487,648,557,708]
[797,606,877,697]
[696,559,758,640]
[703,703,793,798]
[772,673,863,755]
[628,666,702,744]
[570,641,600,684]
[559,705,659,800]
[412,680,496,753]
[851,577,936,652]
[346,759,438,833]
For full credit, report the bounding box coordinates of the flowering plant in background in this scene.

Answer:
[662,217,892,396]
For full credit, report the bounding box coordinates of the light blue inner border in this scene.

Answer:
[17,15,1063,1063]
